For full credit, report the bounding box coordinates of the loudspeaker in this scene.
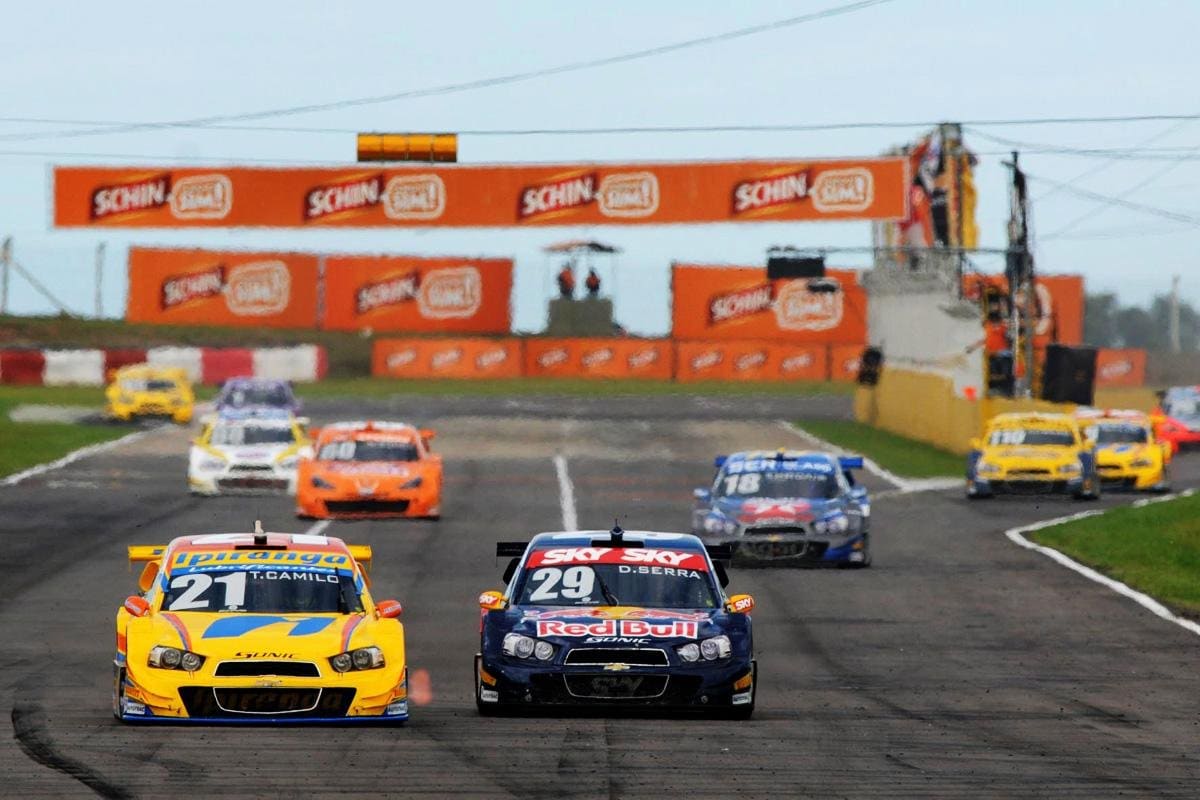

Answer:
[857,347,883,386]
[988,351,1014,396]
[1041,344,1097,405]
[767,255,825,279]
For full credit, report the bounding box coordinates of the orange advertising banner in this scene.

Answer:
[323,255,512,333]
[675,340,829,382]
[962,273,1085,346]
[524,339,673,379]
[672,264,867,344]
[1095,348,1147,388]
[54,159,909,228]
[829,344,865,382]
[126,247,319,328]
[372,338,522,379]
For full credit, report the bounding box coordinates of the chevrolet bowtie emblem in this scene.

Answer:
[603,663,632,672]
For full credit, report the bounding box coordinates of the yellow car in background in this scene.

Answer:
[1076,409,1171,492]
[105,364,194,424]
[966,412,1100,500]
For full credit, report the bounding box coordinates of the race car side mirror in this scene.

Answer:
[123,596,150,617]
[376,599,403,619]
[137,561,159,593]
[478,590,507,611]
[969,437,983,450]
[420,429,436,441]
[726,594,755,614]
[693,488,711,502]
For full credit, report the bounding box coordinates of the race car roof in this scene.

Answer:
[215,408,295,423]
[525,530,707,551]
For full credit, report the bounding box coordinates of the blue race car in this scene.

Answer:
[691,450,871,567]
[215,377,301,415]
[475,527,756,718]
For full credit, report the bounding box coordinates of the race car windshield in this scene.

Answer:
[163,568,362,613]
[515,562,719,609]
[1091,424,1149,444]
[121,378,178,392]
[318,440,418,462]
[224,386,293,407]
[988,428,1075,447]
[210,424,295,446]
[715,470,838,499]
[1166,400,1199,419]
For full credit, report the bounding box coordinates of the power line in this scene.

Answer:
[1026,171,1200,233]
[965,127,1200,160]
[7,112,1200,142]
[0,0,895,144]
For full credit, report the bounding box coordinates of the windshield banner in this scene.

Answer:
[526,547,708,571]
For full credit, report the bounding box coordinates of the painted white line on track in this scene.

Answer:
[553,454,578,532]
[1005,489,1200,639]
[1,426,161,488]
[778,420,961,494]
[303,518,333,537]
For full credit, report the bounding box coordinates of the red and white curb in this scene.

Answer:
[1006,490,1200,638]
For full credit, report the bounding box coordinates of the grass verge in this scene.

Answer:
[794,418,962,479]
[1030,493,1200,617]
[0,388,129,478]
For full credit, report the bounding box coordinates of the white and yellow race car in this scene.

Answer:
[189,410,312,495]
[114,526,408,722]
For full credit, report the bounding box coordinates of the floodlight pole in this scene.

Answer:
[0,236,10,315]
[94,241,106,318]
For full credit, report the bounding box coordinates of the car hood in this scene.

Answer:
[145,611,372,661]
[1096,443,1153,458]
[207,443,293,462]
[508,605,723,644]
[982,445,1079,463]
[712,496,838,522]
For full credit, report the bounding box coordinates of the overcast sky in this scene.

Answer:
[1,0,1197,334]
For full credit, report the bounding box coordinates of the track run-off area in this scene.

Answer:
[3,394,1199,798]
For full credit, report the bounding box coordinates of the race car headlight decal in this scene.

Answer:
[699,635,732,661]
[400,477,423,489]
[329,646,384,672]
[311,475,335,490]
[533,640,555,661]
[977,462,1002,475]
[278,456,299,469]
[148,645,205,672]
[677,643,701,662]
[1131,458,1154,468]
[198,458,226,471]
[119,394,134,405]
[502,633,536,659]
[814,515,849,535]
[1059,462,1083,474]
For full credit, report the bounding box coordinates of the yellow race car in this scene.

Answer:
[105,364,194,424]
[966,412,1100,500]
[1076,409,1172,492]
[114,524,408,722]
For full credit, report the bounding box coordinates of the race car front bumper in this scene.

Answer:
[189,467,297,495]
[1095,462,1167,491]
[296,488,439,519]
[703,531,868,565]
[476,654,754,711]
[115,661,409,723]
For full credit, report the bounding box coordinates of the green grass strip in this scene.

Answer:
[794,418,963,479]
[1031,493,1200,616]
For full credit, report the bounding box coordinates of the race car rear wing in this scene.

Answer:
[496,541,733,563]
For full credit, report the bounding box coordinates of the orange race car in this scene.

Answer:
[296,421,442,520]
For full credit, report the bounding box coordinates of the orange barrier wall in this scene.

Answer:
[56,159,909,228]
[672,264,867,345]
[961,273,1085,346]
[829,344,864,382]
[524,339,673,379]
[675,340,829,382]
[322,255,512,333]
[126,247,319,328]
[1095,348,1147,387]
[372,338,522,379]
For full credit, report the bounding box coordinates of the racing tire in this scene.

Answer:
[112,666,126,721]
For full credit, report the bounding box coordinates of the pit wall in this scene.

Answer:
[854,367,1159,455]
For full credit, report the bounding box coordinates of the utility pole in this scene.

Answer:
[1169,274,1181,353]
[1004,151,1035,397]
[94,242,106,319]
[0,236,11,316]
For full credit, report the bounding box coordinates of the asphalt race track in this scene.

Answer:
[3,394,1199,798]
